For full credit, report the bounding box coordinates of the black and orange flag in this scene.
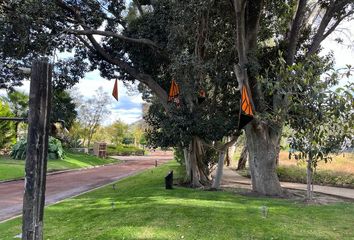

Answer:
[238,85,254,130]
[168,79,180,102]
[112,79,118,101]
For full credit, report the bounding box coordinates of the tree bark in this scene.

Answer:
[211,151,226,189]
[184,137,210,188]
[22,59,52,240]
[228,142,236,162]
[245,123,283,196]
[183,148,191,182]
[236,146,248,170]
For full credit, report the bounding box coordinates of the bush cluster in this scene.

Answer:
[107,144,144,156]
[11,137,65,160]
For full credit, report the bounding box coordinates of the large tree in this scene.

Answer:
[230,0,354,195]
[1,0,353,194]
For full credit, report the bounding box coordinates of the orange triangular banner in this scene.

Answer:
[168,79,180,102]
[241,86,253,116]
[112,79,118,101]
[238,86,254,130]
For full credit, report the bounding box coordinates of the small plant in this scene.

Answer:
[11,137,65,160]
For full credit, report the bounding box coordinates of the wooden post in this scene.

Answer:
[22,59,52,240]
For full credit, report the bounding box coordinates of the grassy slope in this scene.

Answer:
[0,152,119,181]
[1,162,353,240]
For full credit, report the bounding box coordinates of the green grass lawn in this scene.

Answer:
[0,152,119,181]
[0,161,353,240]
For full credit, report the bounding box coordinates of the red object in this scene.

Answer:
[112,79,118,101]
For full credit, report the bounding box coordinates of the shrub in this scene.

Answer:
[0,101,15,150]
[107,144,144,156]
[11,137,65,160]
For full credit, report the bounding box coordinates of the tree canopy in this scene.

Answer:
[0,0,353,194]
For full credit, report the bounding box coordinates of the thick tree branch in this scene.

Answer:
[198,130,242,152]
[245,0,264,51]
[87,34,169,110]
[232,0,264,112]
[55,0,169,111]
[322,10,354,39]
[64,28,161,50]
[286,0,308,65]
[307,0,354,56]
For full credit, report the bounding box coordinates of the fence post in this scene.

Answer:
[22,59,52,240]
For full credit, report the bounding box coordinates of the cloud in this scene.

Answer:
[107,107,142,124]
[0,70,144,125]
[73,70,143,125]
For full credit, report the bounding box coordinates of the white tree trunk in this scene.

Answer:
[183,148,191,182]
[211,151,226,189]
[306,158,313,200]
[228,142,236,161]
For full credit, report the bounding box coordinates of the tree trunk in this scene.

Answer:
[228,143,236,163]
[306,158,313,200]
[87,138,91,148]
[183,148,191,182]
[225,149,230,166]
[184,137,210,188]
[211,151,226,189]
[245,124,283,196]
[236,146,248,170]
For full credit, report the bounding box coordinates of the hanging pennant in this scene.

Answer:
[238,85,254,130]
[168,79,180,107]
[112,79,118,101]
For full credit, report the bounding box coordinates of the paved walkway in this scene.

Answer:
[0,152,173,222]
[222,167,354,200]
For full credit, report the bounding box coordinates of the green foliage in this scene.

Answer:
[9,139,27,160]
[0,101,15,149]
[51,90,77,129]
[173,147,184,165]
[10,137,65,160]
[107,144,144,156]
[48,137,65,160]
[2,91,28,117]
[108,120,129,145]
[288,79,353,168]
[138,1,240,150]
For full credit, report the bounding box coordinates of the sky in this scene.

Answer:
[321,20,354,84]
[3,70,145,125]
[1,18,353,126]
